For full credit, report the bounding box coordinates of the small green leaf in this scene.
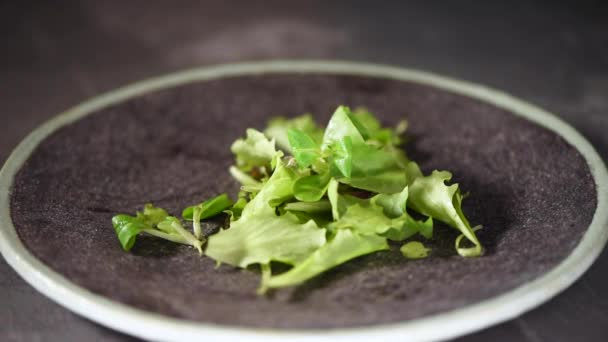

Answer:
[265,114,324,153]
[287,129,321,168]
[112,215,146,251]
[400,241,431,259]
[182,193,234,221]
[371,186,409,218]
[330,136,353,177]
[322,106,365,149]
[293,173,331,202]
[182,193,234,239]
[112,204,202,253]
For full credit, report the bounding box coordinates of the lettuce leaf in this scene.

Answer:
[352,108,400,146]
[293,172,331,202]
[182,194,233,221]
[321,106,365,149]
[112,204,202,253]
[320,107,407,193]
[231,128,276,171]
[287,129,321,168]
[205,211,326,268]
[332,187,432,241]
[262,229,388,289]
[182,194,234,239]
[240,158,298,217]
[332,203,393,235]
[328,136,353,177]
[406,162,482,256]
[265,114,324,153]
[384,215,433,241]
[371,185,409,218]
[205,158,327,267]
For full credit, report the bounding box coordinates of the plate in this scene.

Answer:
[1,61,607,342]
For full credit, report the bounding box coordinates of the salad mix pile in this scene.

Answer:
[112,106,482,293]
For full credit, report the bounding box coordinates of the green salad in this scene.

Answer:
[112,105,483,293]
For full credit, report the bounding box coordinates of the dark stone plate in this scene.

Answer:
[8,70,598,330]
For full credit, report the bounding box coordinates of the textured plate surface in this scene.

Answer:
[1,61,607,342]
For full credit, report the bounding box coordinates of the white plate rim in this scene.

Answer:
[1,60,607,342]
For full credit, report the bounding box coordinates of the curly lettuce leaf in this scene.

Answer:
[205,211,326,268]
[231,128,276,171]
[330,187,432,241]
[288,128,353,181]
[333,202,431,241]
[241,158,298,217]
[406,162,482,257]
[265,114,324,153]
[262,229,388,290]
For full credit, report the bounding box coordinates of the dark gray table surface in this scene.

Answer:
[1,1,607,341]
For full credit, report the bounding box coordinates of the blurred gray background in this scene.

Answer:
[1,1,607,341]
